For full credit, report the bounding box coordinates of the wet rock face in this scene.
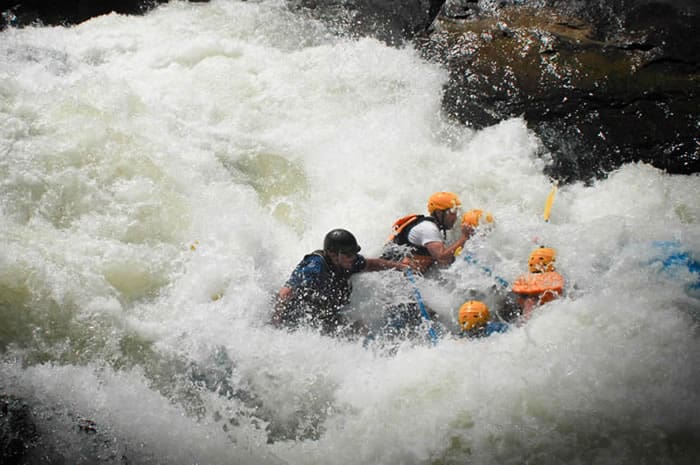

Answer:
[418,0,699,182]
[1,396,38,465]
[0,0,169,28]
[287,0,444,45]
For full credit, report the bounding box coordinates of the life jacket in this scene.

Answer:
[382,214,443,272]
[281,251,353,333]
[512,271,565,306]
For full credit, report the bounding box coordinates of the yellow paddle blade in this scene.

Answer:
[543,184,557,222]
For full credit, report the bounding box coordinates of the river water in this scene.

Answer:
[1,1,699,464]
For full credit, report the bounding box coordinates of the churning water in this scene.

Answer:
[1,1,699,464]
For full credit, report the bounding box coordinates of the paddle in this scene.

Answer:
[543,183,557,223]
[405,268,439,345]
[533,182,558,246]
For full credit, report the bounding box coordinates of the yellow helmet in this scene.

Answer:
[458,300,490,331]
[462,209,494,228]
[528,246,557,273]
[427,192,462,214]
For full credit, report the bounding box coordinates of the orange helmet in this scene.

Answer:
[528,246,557,273]
[427,192,462,215]
[458,300,490,331]
[462,209,494,228]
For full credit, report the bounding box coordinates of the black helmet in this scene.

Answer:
[323,229,361,255]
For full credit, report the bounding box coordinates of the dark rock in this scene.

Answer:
[418,0,699,182]
[287,0,443,45]
[0,393,144,464]
[0,395,39,465]
[0,0,169,29]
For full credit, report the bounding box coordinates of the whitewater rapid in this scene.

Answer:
[2,1,699,464]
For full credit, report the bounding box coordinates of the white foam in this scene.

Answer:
[1,1,699,463]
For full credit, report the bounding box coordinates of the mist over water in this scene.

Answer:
[2,1,699,464]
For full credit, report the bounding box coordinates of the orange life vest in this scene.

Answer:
[512,271,564,305]
[387,214,423,242]
[383,214,441,273]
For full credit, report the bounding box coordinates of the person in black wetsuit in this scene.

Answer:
[271,229,406,337]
